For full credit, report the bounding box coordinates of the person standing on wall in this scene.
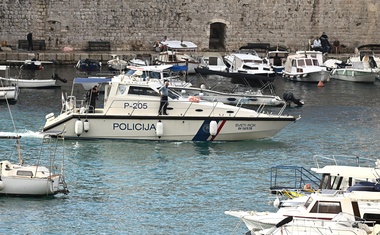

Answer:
[27,32,33,51]
[158,80,169,115]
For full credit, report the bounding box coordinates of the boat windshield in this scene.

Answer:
[168,89,180,100]
[304,196,314,209]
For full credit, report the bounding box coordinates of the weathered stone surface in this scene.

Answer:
[0,0,378,53]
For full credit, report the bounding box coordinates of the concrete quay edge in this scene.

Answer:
[0,49,352,65]
[0,50,159,65]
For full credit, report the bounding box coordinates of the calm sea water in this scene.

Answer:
[1,65,380,234]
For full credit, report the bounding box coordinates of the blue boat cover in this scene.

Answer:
[169,65,188,72]
[73,77,112,84]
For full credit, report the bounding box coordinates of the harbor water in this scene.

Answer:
[1,65,380,234]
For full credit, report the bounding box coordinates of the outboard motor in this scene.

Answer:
[52,72,67,83]
[283,91,304,107]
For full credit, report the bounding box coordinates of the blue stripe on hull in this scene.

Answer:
[192,120,217,141]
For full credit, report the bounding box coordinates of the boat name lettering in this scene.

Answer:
[124,102,148,109]
[235,123,255,130]
[113,123,156,131]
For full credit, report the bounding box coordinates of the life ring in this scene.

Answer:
[303,184,311,190]
[189,96,200,103]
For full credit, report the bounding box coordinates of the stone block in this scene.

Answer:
[5,52,19,61]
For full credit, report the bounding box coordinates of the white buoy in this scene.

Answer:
[209,120,217,136]
[83,119,90,132]
[0,181,4,190]
[156,121,163,138]
[74,118,83,136]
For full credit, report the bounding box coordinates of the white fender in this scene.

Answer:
[80,107,87,114]
[209,120,217,136]
[74,119,83,136]
[156,121,163,138]
[45,113,54,120]
[83,119,90,133]
[0,181,4,190]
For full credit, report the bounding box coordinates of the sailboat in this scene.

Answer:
[1,96,69,196]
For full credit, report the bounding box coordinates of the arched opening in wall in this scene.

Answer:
[209,23,226,51]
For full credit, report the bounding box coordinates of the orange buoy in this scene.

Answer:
[318,80,324,87]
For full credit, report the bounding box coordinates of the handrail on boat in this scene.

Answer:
[270,165,321,192]
[312,155,374,168]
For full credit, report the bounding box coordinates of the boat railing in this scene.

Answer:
[313,155,375,169]
[62,96,91,115]
[269,165,321,194]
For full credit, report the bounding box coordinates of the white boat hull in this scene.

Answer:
[283,70,330,82]
[43,113,294,141]
[0,77,57,88]
[0,86,19,102]
[331,68,377,83]
[0,175,62,196]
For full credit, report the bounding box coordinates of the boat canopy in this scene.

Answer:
[161,40,197,50]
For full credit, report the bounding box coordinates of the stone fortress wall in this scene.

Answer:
[0,0,379,53]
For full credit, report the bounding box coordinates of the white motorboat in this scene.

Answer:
[107,55,128,71]
[41,71,299,141]
[330,55,378,83]
[224,51,275,77]
[128,58,148,67]
[271,155,380,205]
[0,65,65,88]
[220,50,276,87]
[252,213,376,235]
[155,40,199,74]
[197,52,228,72]
[225,191,380,232]
[282,53,330,83]
[124,64,192,89]
[171,85,286,107]
[0,76,59,88]
[348,44,380,68]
